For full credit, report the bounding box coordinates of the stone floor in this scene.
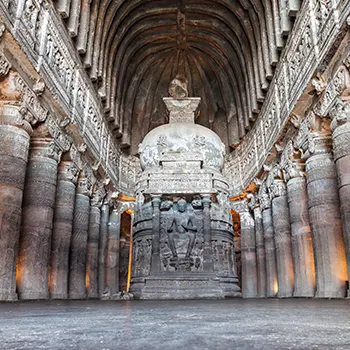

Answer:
[0,299,350,349]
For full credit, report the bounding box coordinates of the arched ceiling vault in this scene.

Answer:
[55,0,301,153]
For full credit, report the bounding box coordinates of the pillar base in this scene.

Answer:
[293,292,315,298]
[87,293,99,299]
[19,291,49,300]
[69,293,87,300]
[315,290,346,299]
[277,294,293,298]
[0,291,18,301]
[50,293,68,300]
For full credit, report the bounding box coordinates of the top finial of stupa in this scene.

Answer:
[168,75,188,99]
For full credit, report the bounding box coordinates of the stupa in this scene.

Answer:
[130,77,241,299]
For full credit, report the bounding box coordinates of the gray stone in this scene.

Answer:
[18,137,60,300]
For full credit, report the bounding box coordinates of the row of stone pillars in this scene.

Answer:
[0,105,131,301]
[235,100,350,299]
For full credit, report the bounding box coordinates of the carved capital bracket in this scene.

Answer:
[77,167,96,197]
[0,104,33,135]
[45,115,71,153]
[280,140,305,181]
[91,179,108,208]
[314,66,350,118]
[329,98,350,131]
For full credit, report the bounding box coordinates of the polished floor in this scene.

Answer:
[0,299,350,349]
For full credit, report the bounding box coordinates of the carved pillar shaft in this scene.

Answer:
[240,208,258,298]
[253,206,266,298]
[150,196,161,273]
[262,207,278,297]
[50,161,78,299]
[202,195,214,272]
[332,120,350,287]
[69,172,91,299]
[106,209,120,295]
[0,105,32,301]
[287,176,316,297]
[98,203,109,296]
[271,190,294,298]
[306,138,347,298]
[18,138,60,300]
[86,206,101,298]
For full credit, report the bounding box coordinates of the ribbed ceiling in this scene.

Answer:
[55,0,300,153]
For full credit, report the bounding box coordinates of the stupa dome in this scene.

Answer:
[139,98,225,171]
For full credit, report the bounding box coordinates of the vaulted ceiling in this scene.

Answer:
[55,0,301,153]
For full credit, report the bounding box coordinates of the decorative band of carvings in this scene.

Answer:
[224,0,350,195]
[0,0,139,195]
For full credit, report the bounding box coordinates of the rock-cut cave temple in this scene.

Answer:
[0,0,350,302]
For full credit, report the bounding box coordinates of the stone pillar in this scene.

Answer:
[253,205,266,298]
[330,100,350,290]
[106,208,121,295]
[69,169,93,299]
[259,189,278,297]
[50,160,79,299]
[17,137,61,300]
[0,105,32,301]
[305,134,347,298]
[271,179,294,298]
[150,195,161,273]
[287,176,316,297]
[239,200,258,298]
[86,181,105,298]
[202,194,214,272]
[98,202,110,296]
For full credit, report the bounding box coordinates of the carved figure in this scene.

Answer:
[167,199,197,261]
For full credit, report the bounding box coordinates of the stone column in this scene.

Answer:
[86,181,105,298]
[150,195,161,273]
[305,134,347,298]
[270,178,294,298]
[0,105,32,301]
[50,160,79,299]
[202,195,214,272]
[238,200,258,298]
[98,202,110,296]
[259,188,278,297]
[253,204,266,298]
[69,169,93,299]
[287,176,316,297]
[106,208,121,295]
[17,137,61,300]
[330,100,350,290]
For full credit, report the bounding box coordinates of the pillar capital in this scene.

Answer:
[280,140,305,181]
[91,179,107,208]
[0,104,32,135]
[231,198,249,213]
[77,167,95,197]
[247,193,259,210]
[201,194,211,206]
[329,98,350,131]
[269,179,287,199]
[257,183,271,210]
[29,138,62,162]
[151,195,161,206]
[57,160,79,184]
